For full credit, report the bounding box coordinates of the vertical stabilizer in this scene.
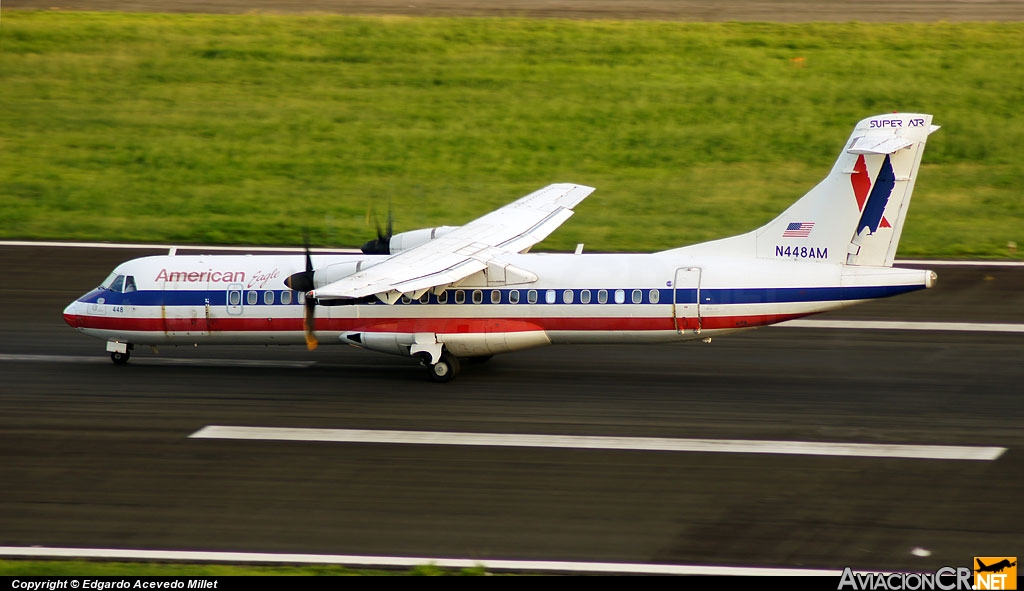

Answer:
[751,113,938,267]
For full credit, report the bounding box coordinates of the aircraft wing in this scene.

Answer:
[309,183,595,303]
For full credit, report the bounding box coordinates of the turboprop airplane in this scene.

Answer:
[64,113,939,382]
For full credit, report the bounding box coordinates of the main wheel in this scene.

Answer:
[110,350,131,365]
[428,352,461,383]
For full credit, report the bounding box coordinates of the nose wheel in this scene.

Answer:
[107,341,134,365]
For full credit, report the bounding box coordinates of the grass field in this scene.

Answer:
[1,11,1022,257]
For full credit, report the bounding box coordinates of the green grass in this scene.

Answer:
[1,11,1023,257]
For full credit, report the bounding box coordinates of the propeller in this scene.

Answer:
[284,233,319,351]
[361,203,393,255]
[288,205,392,349]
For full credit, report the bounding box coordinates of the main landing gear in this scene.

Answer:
[423,351,461,383]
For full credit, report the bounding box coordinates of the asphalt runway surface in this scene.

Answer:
[0,244,1021,571]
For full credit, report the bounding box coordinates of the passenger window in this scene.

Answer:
[264,291,274,305]
[615,289,625,304]
[229,290,241,306]
[632,289,642,304]
[491,290,501,304]
[527,290,538,304]
[401,295,412,305]
[563,290,574,304]
[437,290,448,304]
[247,291,258,305]
[545,289,556,304]
[124,276,137,293]
[420,292,430,304]
[472,290,483,305]
[455,290,466,305]
[281,291,292,305]
[110,275,125,293]
[509,290,520,304]
[649,289,660,304]
[580,290,591,304]
[297,292,306,305]
[597,290,608,304]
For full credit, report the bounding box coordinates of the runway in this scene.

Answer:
[1,244,1021,572]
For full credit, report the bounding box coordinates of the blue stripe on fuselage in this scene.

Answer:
[77,284,925,307]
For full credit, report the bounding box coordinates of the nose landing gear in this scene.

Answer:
[106,341,133,365]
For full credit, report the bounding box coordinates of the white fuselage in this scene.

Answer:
[63,250,934,359]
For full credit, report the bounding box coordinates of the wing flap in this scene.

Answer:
[390,259,488,294]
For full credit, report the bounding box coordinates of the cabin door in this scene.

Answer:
[673,267,702,333]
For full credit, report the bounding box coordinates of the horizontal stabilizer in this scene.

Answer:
[848,135,914,155]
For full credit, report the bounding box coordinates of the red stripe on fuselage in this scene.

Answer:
[64,313,808,334]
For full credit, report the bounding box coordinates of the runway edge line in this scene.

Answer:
[0,546,842,575]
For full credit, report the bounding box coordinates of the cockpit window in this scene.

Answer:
[124,276,137,293]
[99,271,118,290]
[109,275,125,293]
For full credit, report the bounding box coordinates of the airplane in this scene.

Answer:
[976,558,1017,573]
[64,112,939,382]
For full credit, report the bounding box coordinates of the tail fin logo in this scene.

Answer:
[850,154,895,234]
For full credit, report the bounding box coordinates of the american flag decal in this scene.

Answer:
[783,222,814,238]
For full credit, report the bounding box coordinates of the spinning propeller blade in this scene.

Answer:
[303,293,318,351]
[361,201,394,255]
[284,233,318,350]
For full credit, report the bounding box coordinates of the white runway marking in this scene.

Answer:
[0,546,841,575]
[4,241,1022,266]
[897,259,1024,267]
[0,240,358,253]
[0,354,314,368]
[779,319,1024,333]
[189,426,1006,461]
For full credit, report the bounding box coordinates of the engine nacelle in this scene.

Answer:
[389,226,459,254]
[312,258,384,288]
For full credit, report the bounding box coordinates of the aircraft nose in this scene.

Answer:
[63,300,83,328]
